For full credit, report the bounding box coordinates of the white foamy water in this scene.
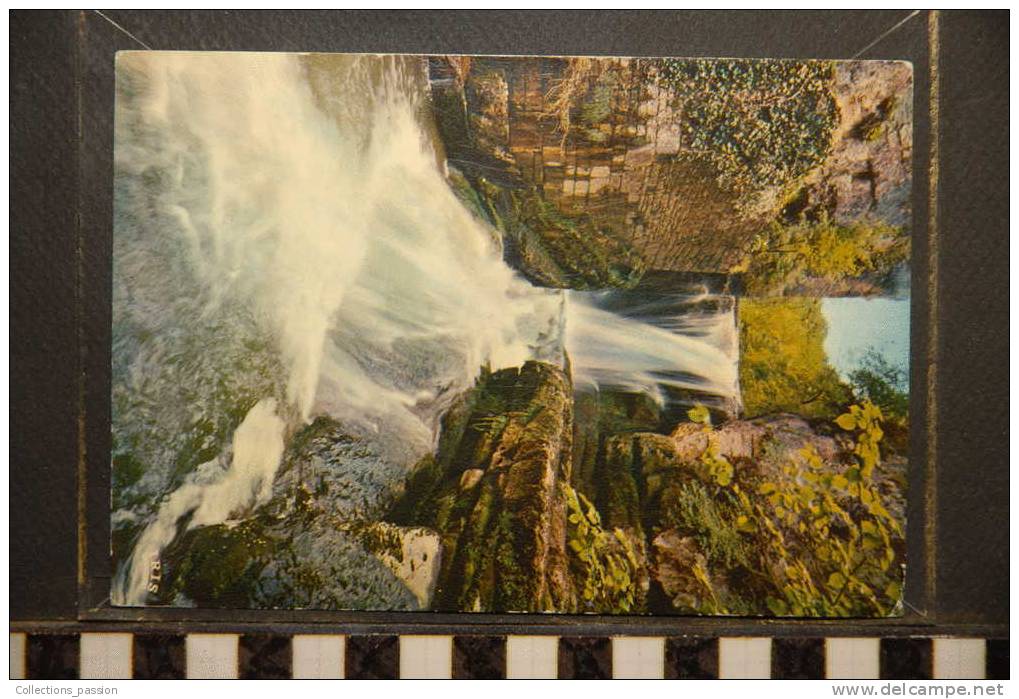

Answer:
[111,52,562,605]
[116,398,286,605]
[111,52,740,607]
[565,287,740,408]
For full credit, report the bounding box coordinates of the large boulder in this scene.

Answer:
[669,414,842,480]
[153,417,437,610]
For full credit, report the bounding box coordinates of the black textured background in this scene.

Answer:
[9,10,1008,632]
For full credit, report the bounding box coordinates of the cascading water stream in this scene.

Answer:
[110,52,741,607]
[565,283,740,413]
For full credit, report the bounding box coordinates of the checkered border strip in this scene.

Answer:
[9,633,1008,679]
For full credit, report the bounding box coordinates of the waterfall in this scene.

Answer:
[565,279,741,414]
[111,52,741,607]
[111,52,562,605]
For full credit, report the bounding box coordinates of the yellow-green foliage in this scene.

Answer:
[743,216,905,295]
[563,483,641,613]
[754,401,902,616]
[683,400,903,617]
[739,298,850,419]
[687,404,735,487]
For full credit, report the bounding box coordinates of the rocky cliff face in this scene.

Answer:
[431,57,758,277]
[429,56,912,284]
[788,61,913,229]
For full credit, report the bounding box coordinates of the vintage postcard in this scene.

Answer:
[111,52,911,615]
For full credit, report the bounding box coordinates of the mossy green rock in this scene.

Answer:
[571,390,662,501]
[160,515,419,610]
[390,360,577,612]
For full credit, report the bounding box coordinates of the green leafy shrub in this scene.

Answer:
[678,401,904,617]
[742,215,905,295]
[849,350,909,421]
[563,483,642,613]
[849,350,909,454]
[755,401,902,616]
[580,72,618,126]
[662,480,751,570]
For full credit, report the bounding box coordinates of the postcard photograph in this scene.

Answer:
[111,52,912,616]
